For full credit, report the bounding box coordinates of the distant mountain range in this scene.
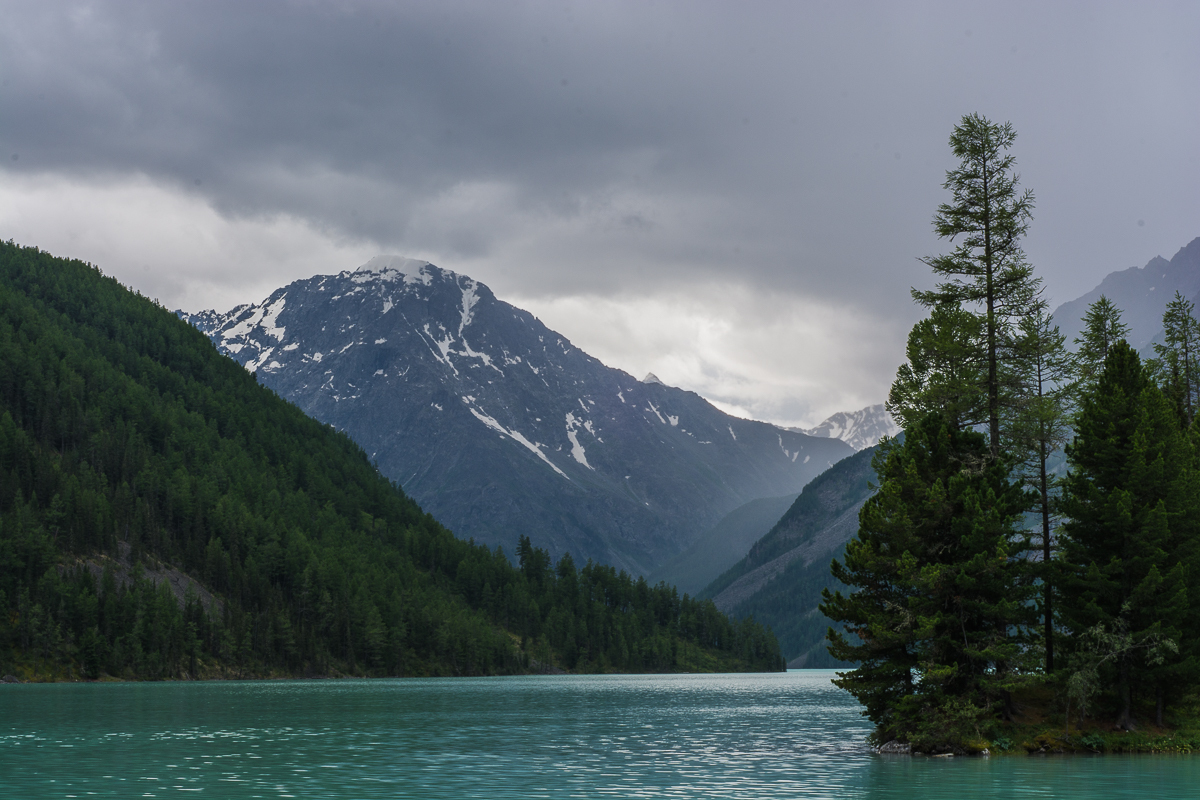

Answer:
[797,404,897,451]
[182,257,853,575]
[649,403,894,595]
[1052,236,1200,351]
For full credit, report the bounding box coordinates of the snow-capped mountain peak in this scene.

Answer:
[797,403,898,451]
[351,254,435,283]
[181,257,852,574]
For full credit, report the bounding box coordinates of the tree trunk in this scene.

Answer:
[1156,685,1164,728]
[982,161,1000,460]
[1040,438,1053,673]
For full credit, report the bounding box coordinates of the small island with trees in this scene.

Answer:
[822,113,1200,755]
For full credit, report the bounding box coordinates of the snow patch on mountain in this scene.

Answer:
[353,255,434,284]
[564,412,593,469]
[458,279,480,334]
[421,324,460,376]
[467,404,568,479]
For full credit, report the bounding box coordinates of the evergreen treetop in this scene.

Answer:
[911,112,1039,457]
[1072,295,1130,391]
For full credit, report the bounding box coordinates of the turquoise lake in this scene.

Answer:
[2,670,1198,798]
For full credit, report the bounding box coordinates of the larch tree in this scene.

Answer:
[1006,300,1074,672]
[910,112,1039,458]
[1150,291,1200,427]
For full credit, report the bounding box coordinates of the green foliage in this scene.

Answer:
[1007,302,1075,672]
[0,241,783,679]
[1062,608,1178,731]
[907,112,1040,456]
[1149,291,1200,426]
[888,305,987,433]
[1071,295,1130,392]
[1058,340,1200,728]
[821,414,1037,749]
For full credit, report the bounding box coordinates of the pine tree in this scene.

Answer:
[888,305,987,433]
[822,413,1036,749]
[910,113,1039,457]
[1058,340,1199,729]
[1150,291,1200,426]
[1072,295,1130,392]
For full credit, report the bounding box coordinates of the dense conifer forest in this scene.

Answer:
[0,241,784,680]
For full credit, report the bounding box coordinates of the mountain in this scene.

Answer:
[1052,237,1200,351]
[0,241,784,680]
[181,257,853,576]
[798,403,898,451]
[649,492,800,596]
[700,444,881,667]
[651,404,894,595]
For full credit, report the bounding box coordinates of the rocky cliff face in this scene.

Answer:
[182,256,853,574]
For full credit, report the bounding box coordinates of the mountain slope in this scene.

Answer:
[650,492,799,596]
[1052,236,1200,351]
[182,257,852,575]
[0,242,785,680]
[700,444,881,667]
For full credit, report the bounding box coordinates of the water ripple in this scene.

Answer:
[1,672,1197,798]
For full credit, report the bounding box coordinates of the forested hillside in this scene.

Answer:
[0,242,784,680]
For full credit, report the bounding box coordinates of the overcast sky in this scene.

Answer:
[2,1,1197,427]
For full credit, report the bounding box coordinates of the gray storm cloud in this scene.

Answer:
[1,1,1197,425]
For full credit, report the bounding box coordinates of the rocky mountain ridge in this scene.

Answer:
[1052,236,1200,351]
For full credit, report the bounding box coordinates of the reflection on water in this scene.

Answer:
[0,671,1197,798]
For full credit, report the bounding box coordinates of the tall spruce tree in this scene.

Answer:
[910,113,1038,458]
[822,413,1036,750]
[1058,340,1199,729]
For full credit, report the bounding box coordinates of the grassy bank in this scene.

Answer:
[981,685,1200,755]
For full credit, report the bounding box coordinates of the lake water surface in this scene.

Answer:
[1,670,1198,798]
